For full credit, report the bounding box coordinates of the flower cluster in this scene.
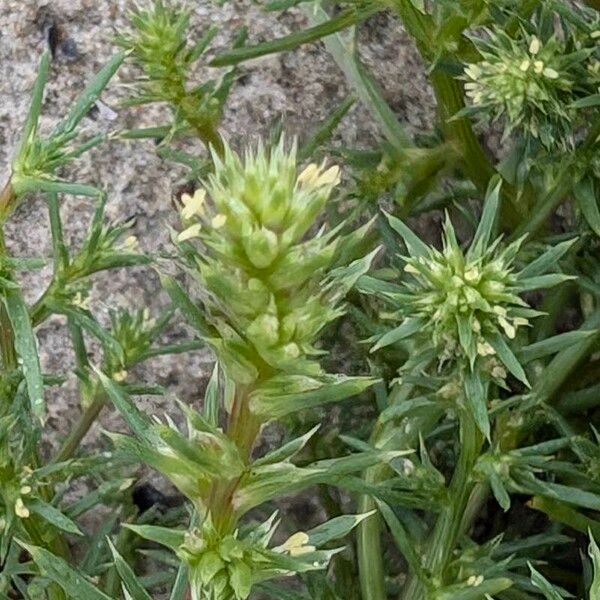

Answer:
[115,0,225,150]
[399,217,526,379]
[463,26,597,149]
[178,517,325,600]
[175,140,368,388]
[364,183,572,403]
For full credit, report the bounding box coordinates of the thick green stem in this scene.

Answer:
[357,382,441,600]
[387,0,524,228]
[357,466,388,600]
[206,388,262,535]
[402,411,482,600]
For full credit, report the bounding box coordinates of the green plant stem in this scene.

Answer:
[0,179,15,221]
[169,83,224,157]
[402,410,482,600]
[357,387,441,600]
[0,232,17,371]
[357,464,388,600]
[53,391,106,463]
[460,310,600,549]
[207,388,262,535]
[386,0,524,228]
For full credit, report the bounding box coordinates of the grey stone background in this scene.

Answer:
[0,0,433,471]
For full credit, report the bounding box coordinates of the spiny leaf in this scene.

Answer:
[210,8,376,67]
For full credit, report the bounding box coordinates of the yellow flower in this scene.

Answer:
[178,223,202,242]
[113,370,128,382]
[181,189,206,220]
[298,163,341,188]
[121,235,138,251]
[477,342,495,357]
[543,67,559,79]
[281,531,316,556]
[211,214,227,229]
[15,498,30,519]
[528,36,541,56]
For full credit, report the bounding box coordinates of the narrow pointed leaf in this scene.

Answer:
[519,239,576,278]
[305,511,376,547]
[464,371,490,440]
[376,500,427,583]
[123,524,185,551]
[371,318,422,352]
[529,564,568,599]
[52,53,124,139]
[575,177,600,238]
[383,212,429,257]
[518,330,596,364]
[210,8,376,67]
[489,333,530,387]
[16,541,112,600]
[249,374,376,419]
[2,287,45,418]
[162,275,211,337]
[107,539,152,600]
[27,499,82,536]
[16,52,50,160]
[469,176,501,256]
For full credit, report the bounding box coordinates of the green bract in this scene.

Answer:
[463,23,598,149]
[2,1,600,599]
[172,139,375,400]
[362,181,574,436]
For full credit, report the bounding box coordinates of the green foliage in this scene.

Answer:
[1,0,600,599]
[115,0,228,153]
[463,16,599,149]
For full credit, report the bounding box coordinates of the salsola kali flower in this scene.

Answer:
[463,26,597,149]
[174,139,374,388]
[177,516,325,600]
[364,182,574,415]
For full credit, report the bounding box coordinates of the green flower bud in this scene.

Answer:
[246,314,280,347]
[463,24,598,149]
[242,226,279,268]
[175,138,374,386]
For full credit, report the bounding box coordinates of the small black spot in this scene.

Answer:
[237,73,251,87]
[60,38,80,61]
[86,104,100,121]
[132,483,169,513]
